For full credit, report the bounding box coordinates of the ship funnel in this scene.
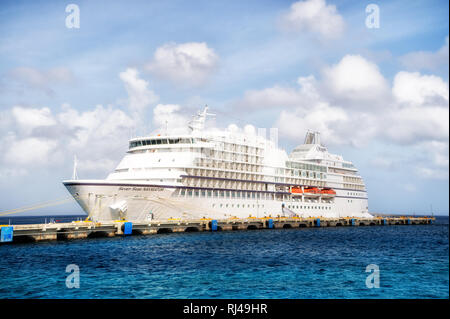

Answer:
[304,130,321,145]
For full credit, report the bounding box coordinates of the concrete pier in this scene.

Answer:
[0,216,435,244]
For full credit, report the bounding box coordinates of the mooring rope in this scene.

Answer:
[0,196,77,217]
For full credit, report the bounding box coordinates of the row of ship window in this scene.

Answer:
[177,189,335,203]
[284,163,326,173]
[199,156,261,165]
[201,148,261,157]
[288,205,331,210]
[347,192,363,196]
[216,143,262,154]
[189,167,327,182]
[344,176,363,183]
[129,139,262,154]
[130,138,196,148]
[180,189,270,199]
[343,184,366,191]
[275,171,326,180]
[211,203,331,210]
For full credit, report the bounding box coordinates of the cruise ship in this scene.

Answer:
[63,106,372,221]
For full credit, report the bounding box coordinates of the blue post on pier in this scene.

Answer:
[211,220,218,231]
[123,222,133,235]
[383,219,387,225]
[267,219,273,229]
[351,218,355,226]
[1,226,13,243]
[316,218,321,227]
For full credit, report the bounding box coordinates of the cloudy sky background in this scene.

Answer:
[0,0,448,216]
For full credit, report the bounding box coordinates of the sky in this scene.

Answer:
[0,0,448,216]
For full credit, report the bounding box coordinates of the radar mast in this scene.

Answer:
[188,105,215,133]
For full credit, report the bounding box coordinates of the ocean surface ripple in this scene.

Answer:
[1,217,448,299]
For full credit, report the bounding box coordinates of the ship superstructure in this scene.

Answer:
[63,107,371,221]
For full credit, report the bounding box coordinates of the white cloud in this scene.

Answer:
[152,104,190,135]
[241,86,304,108]
[60,104,136,173]
[58,103,135,151]
[392,71,449,106]
[383,71,449,144]
[3,137,57,165]
[1,103,136,174]
[76,158,119,173]
[119,68,158,117]
[236,54,449,179]
[421,141,449,168]
[280,0,345,39]
[399,36,449,72]
[239,75,319,109]
[0,68,155,176]
[415,167,449,180]
[382,106,448,144]
[322,54,390,103]
[275,103,352,146]
[146,42,218,86]
[9,66,75,95]
[11,106,56,135]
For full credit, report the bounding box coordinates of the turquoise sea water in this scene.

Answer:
[0,216,448,299]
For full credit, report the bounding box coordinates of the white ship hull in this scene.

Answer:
[64,180,371,221]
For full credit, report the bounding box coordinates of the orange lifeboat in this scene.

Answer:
[290,187,303,194]
[303,187,321,197]
[304,187,320,194]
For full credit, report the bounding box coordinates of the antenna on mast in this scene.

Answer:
[72,155,79,180]
[188,105,215,133]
